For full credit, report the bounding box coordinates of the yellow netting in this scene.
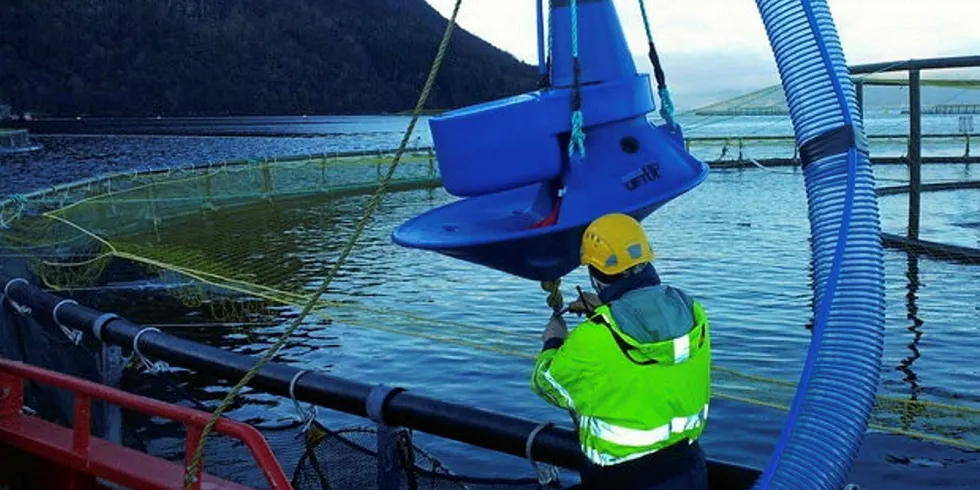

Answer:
[1,144,978,452]
[326,304,980,452]
[1,149,440,298]
[689,71,980,117]
[3,72,980,460]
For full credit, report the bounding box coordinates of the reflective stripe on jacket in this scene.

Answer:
[531,298,711,466]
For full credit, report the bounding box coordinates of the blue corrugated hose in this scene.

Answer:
[753,1,886,489]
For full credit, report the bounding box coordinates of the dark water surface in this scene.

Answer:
[1,115,978,489]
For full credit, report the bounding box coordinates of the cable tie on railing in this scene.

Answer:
[52,299,83,345]
[289,369,318,434]
[2,278,32,316]
[525,422,560,486]
[366,384,406,426]
[91,313,121,344]
[132,327,168,373]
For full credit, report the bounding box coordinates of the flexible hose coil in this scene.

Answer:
[752,1,886,489]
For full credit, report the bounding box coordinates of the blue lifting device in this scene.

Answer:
[392,0,708,281]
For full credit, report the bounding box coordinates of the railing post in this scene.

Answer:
[0,371,24,416]
[73,394,91,456]
[260,160,274,201]
[959,115,973,157]
[203,168,215,211]
[184,425,204,490]
[855,79,864,119]
[908,68,922,240]
[367,384,409,490]
[99,342,125,445]
[428,147,436,177]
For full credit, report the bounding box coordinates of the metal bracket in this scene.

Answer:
[91,313,121,344]
[132,327,168,373]
[366,384,408,490]
[526,422,560,486]
[52,299,83,345]
[289,370,317,434]
[366,384,405,426]
[2,278,31,316]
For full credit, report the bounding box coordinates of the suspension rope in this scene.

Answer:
[638,0,676,128]
[182,0,465,486]
[546,0,554,88]
[568,0,586,158]
[536,0,548,88]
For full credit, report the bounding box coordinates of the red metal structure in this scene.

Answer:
[0,359,292,490]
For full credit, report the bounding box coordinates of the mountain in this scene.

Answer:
[0,0,539,117]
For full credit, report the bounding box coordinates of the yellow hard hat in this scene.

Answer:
[580,213,655,276]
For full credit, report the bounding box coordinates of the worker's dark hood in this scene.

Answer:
[596,262,661,304]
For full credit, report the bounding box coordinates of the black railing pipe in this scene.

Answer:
[6,275,583,464]
[849,55,980,75]
[0,274,761,488]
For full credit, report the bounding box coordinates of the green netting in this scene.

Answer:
[2,76,979,460]
[1,141,978,454]
[0,148,441,298]
[689,73,980,117]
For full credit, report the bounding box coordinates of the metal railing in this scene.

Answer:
[850,54,980,241]
[0,358,291,489]
[0,274,762,490]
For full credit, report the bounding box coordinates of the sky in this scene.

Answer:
[423,0,980,110]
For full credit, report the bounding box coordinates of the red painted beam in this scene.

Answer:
[0,359,291,490]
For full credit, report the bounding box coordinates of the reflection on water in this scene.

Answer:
[898,253,925,430]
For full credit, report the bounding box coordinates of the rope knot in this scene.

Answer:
[541,280,564,315]
[568,111,586,158]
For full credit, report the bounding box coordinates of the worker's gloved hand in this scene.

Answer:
[542,315,567,342]
[568,292,600,315]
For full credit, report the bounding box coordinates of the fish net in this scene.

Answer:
[290,424,556,490]
[683,73,980,166]
[1,123,979,457]
[2,70,980,490]
[0,148,441,317]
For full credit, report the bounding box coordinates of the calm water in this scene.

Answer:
[1,114,978,489]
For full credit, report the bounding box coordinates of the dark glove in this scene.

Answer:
[542,315,568,343]
[567,291,600,315]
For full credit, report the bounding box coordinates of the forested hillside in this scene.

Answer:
[0,0,539,116]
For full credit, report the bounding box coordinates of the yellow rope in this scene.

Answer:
[334,318,980,452]
[31,227,980,429]
[28,227,980,428]
[23,132,978,455]
[712,393,980,452]
[182,1,465,486]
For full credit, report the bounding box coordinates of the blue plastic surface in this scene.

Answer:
[431,76,656,197]
[549,0,636,87]
[394,115,707,281]
[393,0,708,281]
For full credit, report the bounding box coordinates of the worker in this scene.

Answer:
[530,213,711,490]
